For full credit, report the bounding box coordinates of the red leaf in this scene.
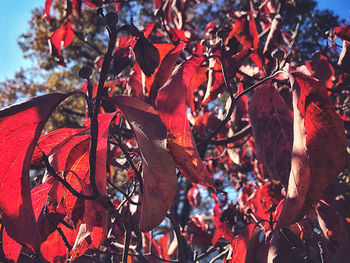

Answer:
[333,25,350,42]
[45,0,54,22]
[184,214,212,248]
[292,72,348,219]
[187,186,201,208]
[193,112,221,137]
[305,51,334,89]
[148,42,185,106]
[112,47,131,76]
[270,73,349,261]
[72,0,82,16]
[2,228,22,262]
[154,0,162,9]
[243,183,283,221]
[32,127,87,165]
[227,224,266,263]
[133,35,160,77]
[114,2,120,11]
[187,65,208,112]
[41,224,77,263]
[317,200,349,261]
[248,83,293,186]
[156,57,213,187]
[0,92,76,254]
[212,202,234,244]
[229,12,263,68]
[143,232,162,262]
[128,63,144,99]
[49,21,74,64]
[84,0,103,8]
[158,232,171,260]
[108,96,177,232]
[51,21,74,54]
[3,177,64,262]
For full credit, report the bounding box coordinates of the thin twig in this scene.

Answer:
[107,177,141,205]
[43,205,73,251]
[72,29,104,55]
[111,133,143,191]
[208,125,252,146]
[41,151,95,200]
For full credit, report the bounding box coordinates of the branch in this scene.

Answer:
[107,177,141,206]
[111,134,144,191]
[203,124,252,146]
[72,29,104,56]
[89,25,118,196]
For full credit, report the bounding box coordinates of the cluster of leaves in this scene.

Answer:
[1,0,350,262]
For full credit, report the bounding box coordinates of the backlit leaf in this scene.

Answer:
[156,57,213,187]
[45,0,54,23]
[0,92,76,254]
[108,96,177,232]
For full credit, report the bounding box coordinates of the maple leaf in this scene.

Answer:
[249,83,293,186]
[156,57,214,187]
[108,96,177,232]
[0,92,77,257]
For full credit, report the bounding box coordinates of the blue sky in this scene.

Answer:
[0,0,44,82]
[0,0,349,82]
